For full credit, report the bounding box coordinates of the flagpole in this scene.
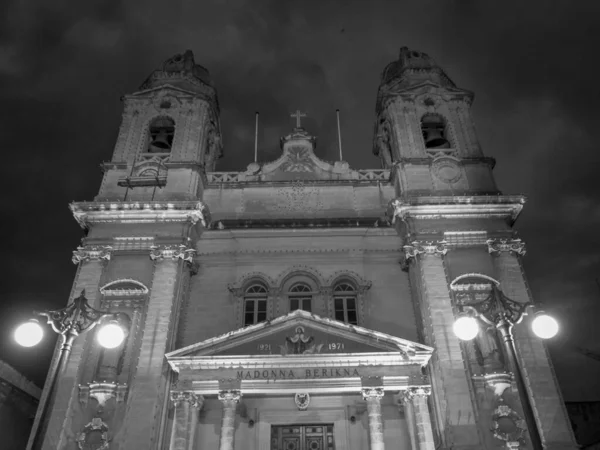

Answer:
[254,111,259,163]
[336,109,343,161]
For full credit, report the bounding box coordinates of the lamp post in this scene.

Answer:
[15,290,125,450]
[453,285,558,450]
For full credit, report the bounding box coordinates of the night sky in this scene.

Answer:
[1,1,599,400]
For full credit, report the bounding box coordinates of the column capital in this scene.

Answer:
[170,391,204,409]
[402,386,432,403]
[218,389,242,403]
[404,240,448,262]
[361,387,385,400]
[150,244,196,263]
[72,245,112,265]
[486,238,526,256]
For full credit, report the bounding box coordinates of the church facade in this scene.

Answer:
[32,48,578,449]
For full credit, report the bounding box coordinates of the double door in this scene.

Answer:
[271,424,334,450]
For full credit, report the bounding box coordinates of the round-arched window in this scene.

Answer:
[333,282,358,324]
[289,282,313,313]
[243,284,267,326]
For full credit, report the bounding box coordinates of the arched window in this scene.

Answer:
[243,284,268,326]
[421,113,450,149]
[288,282,313,313]
[333,283,358,324]
[147,117,175,153]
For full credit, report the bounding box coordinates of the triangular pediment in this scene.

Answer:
[167,310,432,360]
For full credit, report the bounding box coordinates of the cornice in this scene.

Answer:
[394,156,496,168]
[70,201,211,228]
[206,217,391,230]
[387,195,525,223]
[196,247,401,257]
[487,238,526,256]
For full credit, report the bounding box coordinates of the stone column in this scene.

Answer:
[362,387,385,450]
[402,387,435,450]
[218,390,241,450]
[169,391,204,450]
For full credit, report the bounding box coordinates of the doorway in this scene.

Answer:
[271,424,335,450]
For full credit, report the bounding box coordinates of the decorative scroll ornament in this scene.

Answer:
[218,389,242,403]
[402,386,432,402]
[491,403,526,446]
[72,246,112,265]
[295,393,310,410]
[361,387,385,400]
[280,326,323,355]
[76,417,110,450]
[404,240,448,262]
[149,244,196,263]
[171,391,204,409]
[486,238,526,256]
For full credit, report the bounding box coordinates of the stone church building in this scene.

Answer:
[32,48,578,449]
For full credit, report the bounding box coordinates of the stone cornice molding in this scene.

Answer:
[218,390,242,403]
[486,238,526,256]
[150,244,196,263]
[403,240,448,261]
[401,386,432,402]
[72,246,112,265]
[387,195,525,224]
[170,391,204,409]
[362,387,385,400]
[70,201,211,228]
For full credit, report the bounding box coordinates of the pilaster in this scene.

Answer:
[488,240,578,449]
[38,246,111,450]
[218,389,241,450]
[405,240,483,449]
[120,244,195,448]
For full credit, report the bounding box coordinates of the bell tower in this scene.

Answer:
[374,47,497,195]
[383,47,577,450]
[97,49,223,202]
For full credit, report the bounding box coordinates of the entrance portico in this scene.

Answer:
[166,311,436,450]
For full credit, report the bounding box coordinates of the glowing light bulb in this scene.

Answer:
[453,316,479,341]
[14,321,44,347]
[531,313,558,339]
[97,321,125,349]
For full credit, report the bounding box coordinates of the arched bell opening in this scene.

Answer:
[420,113,451,150]
[147,117,175,153]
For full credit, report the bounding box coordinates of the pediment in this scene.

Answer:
[167,310,432,361]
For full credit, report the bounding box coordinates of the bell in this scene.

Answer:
[149,129,171,153]
[424,128,450,149]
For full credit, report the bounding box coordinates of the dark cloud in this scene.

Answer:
[1,0,599,398]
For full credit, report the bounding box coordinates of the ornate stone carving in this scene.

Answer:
[72,246,112,265]
[280,326,323,355]
[100,279,149,297]
[150,244,196,263]
[171,391,204,409]
[78,382,127,409]
[76,417,110,450]
[403,240,448,261]
[486,238,526,256]
[294,393,310,410]
[218,389,242,403]
[491,402,526,446]
[361,387,385,400]
[401,386,431,402]
[431,156,462,183]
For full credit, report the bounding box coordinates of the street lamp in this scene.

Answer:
[452,284,558,450]
[16,290,126,450]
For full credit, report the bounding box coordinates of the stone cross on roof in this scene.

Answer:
[290,110,307,128]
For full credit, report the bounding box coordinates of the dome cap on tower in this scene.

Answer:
[380,46,456,90]
[139,50,217,99]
